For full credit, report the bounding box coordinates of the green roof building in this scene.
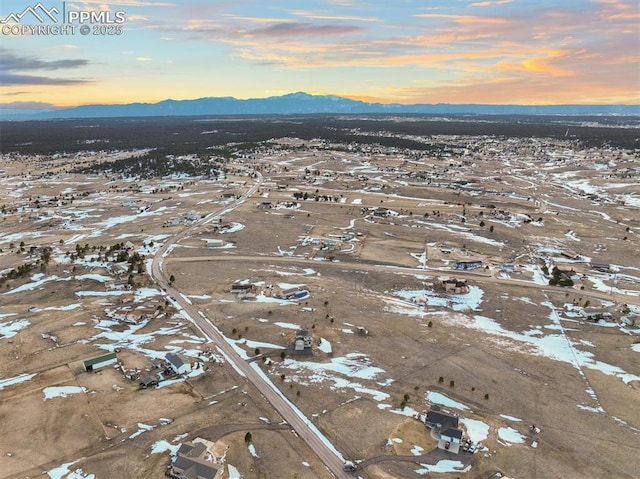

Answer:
[83,352,117,372]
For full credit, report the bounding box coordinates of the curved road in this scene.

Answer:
[165,255,639,307]
[150,174,351,479]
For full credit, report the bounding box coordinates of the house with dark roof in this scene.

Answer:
[453,260,482,270]
[168,441,221,479]
[166,353,190,375]
[424,407,464,454]
[230,283,255,294]
[425,409,459,430]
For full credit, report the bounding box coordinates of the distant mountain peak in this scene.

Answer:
[281,92,313,98]
[3,92,638,120]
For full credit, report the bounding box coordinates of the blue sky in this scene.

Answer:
[1,0,638,110]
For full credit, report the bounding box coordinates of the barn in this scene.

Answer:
[83,352,118,372]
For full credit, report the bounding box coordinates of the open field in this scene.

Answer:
[0,116,638,479]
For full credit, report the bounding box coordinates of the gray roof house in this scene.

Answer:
[425,407,464,454]
[166,353,190,375]
[168,442,220,479]
[424,409,459,430]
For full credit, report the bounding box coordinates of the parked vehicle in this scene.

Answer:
[343,461,357,472]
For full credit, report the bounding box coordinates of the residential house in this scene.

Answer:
[501,264,517,273]
[582,308,613,322]
[220,190,238,199]
[168,441,221,479]
[279,286,304,299]
[230,283,255,295]
[453,260,483,270]
[424,408,459,430]
[294,329,313,352]
[372,207,390,218]
[166,353,190,375]
[424,407,464,455]
[442,279,469,294]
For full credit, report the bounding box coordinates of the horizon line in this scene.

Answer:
[1,92,640,112]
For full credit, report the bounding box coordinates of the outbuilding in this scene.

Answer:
[140,376,158,388]
[590,258,610,272]
[453,260,483,270]
[83,352,118,372]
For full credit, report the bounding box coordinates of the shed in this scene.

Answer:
[140,376,158,388]
[204,239,224,248]
[590,258,610,272]
[83,352,118,372]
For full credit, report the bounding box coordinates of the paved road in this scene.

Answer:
[150,174,351,479]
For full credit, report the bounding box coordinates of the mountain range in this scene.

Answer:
[2,92,639,119]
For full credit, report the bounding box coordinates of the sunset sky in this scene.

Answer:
[1,0,639,111]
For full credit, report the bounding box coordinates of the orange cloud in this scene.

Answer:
[353,74,639,105]
[413,13,509,25]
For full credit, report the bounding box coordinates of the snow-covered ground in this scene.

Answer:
[497,426,526,445]
[0,372,37,390]
[415,460,470,475]
[43,386,87,401]
[426,391,470,411]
